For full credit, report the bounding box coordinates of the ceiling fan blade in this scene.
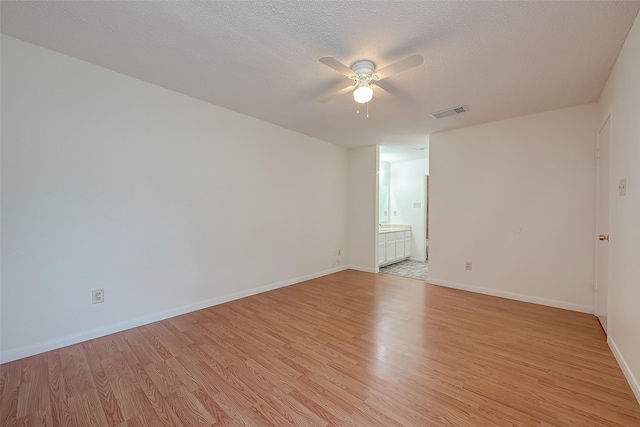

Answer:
[319,84,357,102]
[371,84,393,103]
[375,54,424,80]
[319,57,354,77]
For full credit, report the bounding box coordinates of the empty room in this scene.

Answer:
[2,1,640,426]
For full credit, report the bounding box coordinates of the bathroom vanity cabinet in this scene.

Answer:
[378,227,411,267]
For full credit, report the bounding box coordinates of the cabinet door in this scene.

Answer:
[395,239,404,260]
[404,237,411,257]
[385,239,396,263]
[395,233,404,261]
[378,241,386,265]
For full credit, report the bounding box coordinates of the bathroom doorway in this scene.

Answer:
[378,143,429,281]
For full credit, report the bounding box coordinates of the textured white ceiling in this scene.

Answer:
[2,1,639,149]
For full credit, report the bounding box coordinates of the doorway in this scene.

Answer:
[595,115,610,333]
[377,146,429,281]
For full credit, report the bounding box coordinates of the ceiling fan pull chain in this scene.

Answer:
[367,102,369,118]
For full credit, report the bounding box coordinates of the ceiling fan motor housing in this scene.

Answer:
[351,60,375,77]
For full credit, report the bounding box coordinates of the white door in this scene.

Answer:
[595,116,611,333]
[385,239,396,263]
[404,231,411,258]
[395,234,404,261]
[378,238,386,266]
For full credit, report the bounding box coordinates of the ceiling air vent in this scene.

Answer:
[431,105,470,119]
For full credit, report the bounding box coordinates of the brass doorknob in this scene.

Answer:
[598,234,609,241]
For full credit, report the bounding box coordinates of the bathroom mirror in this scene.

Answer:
[379,185,389,223]
[379,161,390,224]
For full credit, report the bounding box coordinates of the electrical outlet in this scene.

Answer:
[465,262,472,271]
[619,178,627,196]
[92,289,104,304]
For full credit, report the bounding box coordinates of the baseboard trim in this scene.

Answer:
[608,336,640,404]
[427,278,593,314]
[0,265,349,364]
[348,264,378,274]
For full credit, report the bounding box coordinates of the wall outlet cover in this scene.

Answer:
[619,178,627,196]
[92,289,104,304]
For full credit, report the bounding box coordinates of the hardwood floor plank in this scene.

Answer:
[137,326,173,361]
[82,342,125,426]
[15,378,45,419]
[190,387,235,426]
[121,329,166,366]
[59,347,95,399]
[24,406,54,427]
[129,388,176,427]
[2,270,640,426]
[164,387,216,427]
[144,359,188,397]
[349,401,406,427]
[171,356,218,395]
[262,387,328,427]
[101,358,138,400]
[0,386,19,427]
[129,367,183,427]
[206,389,249,426]
[67,390,108,427]
[242,357,295,395]
[286,389,355,427]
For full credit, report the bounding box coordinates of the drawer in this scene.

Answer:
[404,230,411,238]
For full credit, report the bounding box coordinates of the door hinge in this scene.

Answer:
[594,282,598,291]
[596,148,600,159]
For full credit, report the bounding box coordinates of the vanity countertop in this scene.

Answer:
[379,225,411,234]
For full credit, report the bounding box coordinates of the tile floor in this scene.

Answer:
[380,259,428,281]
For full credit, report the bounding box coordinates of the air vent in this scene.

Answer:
[431,105,470,119]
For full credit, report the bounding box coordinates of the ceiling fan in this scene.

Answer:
[318,54,424,104]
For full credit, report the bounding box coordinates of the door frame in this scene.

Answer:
[425,175,429,261]
[595,113,611,332]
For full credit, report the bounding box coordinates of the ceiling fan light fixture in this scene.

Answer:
[353,85,373,103]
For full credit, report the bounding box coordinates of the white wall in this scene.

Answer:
[597,13,640,403]
[348,145,378,273]
[429,103,597,313]
[0,36,349,362]
[389,158,429,260]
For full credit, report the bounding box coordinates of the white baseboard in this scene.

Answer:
[348,264,378,274]
[427,278,594,314]
[608,336,640,405]
[0,265,348,364]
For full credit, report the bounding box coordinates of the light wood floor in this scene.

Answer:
[2,270,639,426]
